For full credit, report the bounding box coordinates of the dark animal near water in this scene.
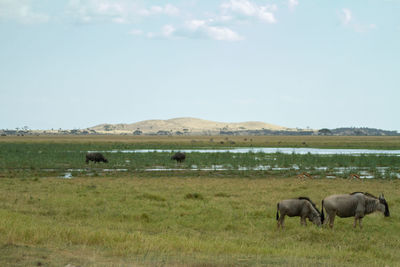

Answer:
[171,152,186,163]
[321,192,390,228]
[86,153,108,164]
[276,197,322,229]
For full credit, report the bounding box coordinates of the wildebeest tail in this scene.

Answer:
[276,203,279,220]
[321,200,325,223]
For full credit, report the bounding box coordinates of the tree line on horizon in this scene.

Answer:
[0,127,398,136]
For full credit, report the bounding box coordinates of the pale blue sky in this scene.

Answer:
[0,0,399,130]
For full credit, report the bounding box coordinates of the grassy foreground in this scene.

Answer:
[0,176,399,266]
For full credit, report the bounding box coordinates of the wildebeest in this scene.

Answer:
[171,152,186,163]
[85,152,108,164]
[276,197,322,229]
[321,192,390,228]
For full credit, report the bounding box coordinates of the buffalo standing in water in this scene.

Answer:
[276,197,322,229]
[171,152,186,163]
[321,192,390,228]
[86,153,108,164]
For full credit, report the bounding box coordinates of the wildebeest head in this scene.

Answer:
[307,212,322,226]
[299,197,322,226]
[309,206,322,226]
[379,194,390,217]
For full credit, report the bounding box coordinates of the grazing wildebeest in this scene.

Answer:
[321,192,390,228]
[171,152,186,163]
[86,152,108,164]
[276,197,322,229]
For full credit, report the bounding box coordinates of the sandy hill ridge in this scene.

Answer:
[89,117,292,135]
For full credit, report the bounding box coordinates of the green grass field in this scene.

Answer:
[1,136,400,266]
[0,177,399,266]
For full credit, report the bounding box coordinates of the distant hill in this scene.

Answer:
[88,117,295,135]
[86,119,399,136]
[0,121,398,136]
[2,119,397,136]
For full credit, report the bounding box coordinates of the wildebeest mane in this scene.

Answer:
[350,192,377,199]
[298,197,320,215]
[365,198,379,214]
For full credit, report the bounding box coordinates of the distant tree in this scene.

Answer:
[133,130,143,135]
[103,124,113,131]
[220,131,234,135]
[318,128,332,135]
[157,130,170,136]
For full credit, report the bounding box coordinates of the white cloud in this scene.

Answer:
[162,24,175,37]
[139,4,179,17]
[341,8,352,25]
[206,25,243,41]
[340,8,377,33]
[67,0,179,23]
[139,20,243,42]
[221,0,277,23]
[182,19,243,41]
[186,19,207,30]
[0,0,49,23]
[67,0,125,23]
[288,0,299,11]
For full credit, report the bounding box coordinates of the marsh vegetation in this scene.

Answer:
[1,139,400,178]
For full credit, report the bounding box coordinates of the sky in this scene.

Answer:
[0,0,399,131]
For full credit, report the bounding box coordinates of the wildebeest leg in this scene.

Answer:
[300,217,307,226]
[353,217,358,228]
[354,208,364,228]
[359,218,363,229]
[329,213,335,228]
[323,213,329,226]
[278,216,285,229]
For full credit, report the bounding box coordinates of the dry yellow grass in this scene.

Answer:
[0,176,399,266]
